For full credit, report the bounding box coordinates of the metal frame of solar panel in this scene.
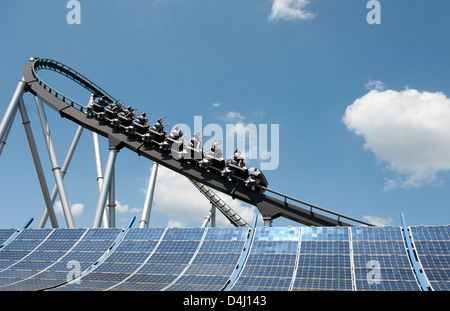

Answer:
[409,225,450,291]
[352,226,420,291]
[292,227,352,291]
[231,227,300,291]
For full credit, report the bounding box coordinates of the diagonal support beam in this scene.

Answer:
[0,78,26,156]
[39,125,84,228]
[18,98,59,228]
[35,96,75,228]
[139,162,159,228]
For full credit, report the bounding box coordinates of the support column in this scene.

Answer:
[139,162,159,228]
[35,96,75,228]
[18,98,59,228]
[211,203,216,227]
[92,141,119,228]
[39,126,83,228]
[0,78,26,155]
[263,215,273,227]
[108,166,116,228]
[93,132,110,227]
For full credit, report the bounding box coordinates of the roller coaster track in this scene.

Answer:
[21,57,373,227]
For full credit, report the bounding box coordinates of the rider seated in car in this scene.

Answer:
[154,116,169,134]
[190,129,205,150]
[136,112,149,126]
[124,106,137,119]
[233,149,245,168]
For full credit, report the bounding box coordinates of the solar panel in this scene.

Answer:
[164,227,247,291]
[54,228,164,291]
[292,227,352,291]
[410,226,450,291]
[0,229,88,290]
[351,227,420,291]
[231,227,300,291]
[105,228,207,291]
[0,229,17,247]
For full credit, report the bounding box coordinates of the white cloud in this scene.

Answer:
[343,87,450,189]
[212,102,222,107]
[54,201,84,217]
[365,80,385,91]
[269,0,315,21]
[152,166,257,227]
[114,200,142,214]
[219,111,246,123]
[362,215,394,226]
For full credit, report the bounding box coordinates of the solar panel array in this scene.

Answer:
[410,226,450,291]
[231,227,300,291]
[294,227,353,291]
[0,228,122,291]
[351,226,420,291]
[0,225,448,291]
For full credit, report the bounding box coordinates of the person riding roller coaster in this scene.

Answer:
[191,129,205,150]
[153,116,170,134]
[233,148,245,168]
[110,98,124,112]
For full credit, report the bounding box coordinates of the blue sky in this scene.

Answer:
[1,0,450,229]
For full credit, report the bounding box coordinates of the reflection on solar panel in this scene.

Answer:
[231,227,300,291]
[410,226,450,291]
[293,227,352,291]
[352,227,420,291]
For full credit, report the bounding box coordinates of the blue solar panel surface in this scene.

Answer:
[352,226,420,291]
[410,226,450,291]
[0,225,448,291]
[231,227,300,291]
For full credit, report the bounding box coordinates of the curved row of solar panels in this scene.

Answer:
[0,225,448,291]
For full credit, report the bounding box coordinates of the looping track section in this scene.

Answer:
[22,57,372,227]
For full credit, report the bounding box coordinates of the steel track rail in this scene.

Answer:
[22,57,373,227]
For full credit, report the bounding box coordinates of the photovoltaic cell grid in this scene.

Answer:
[1,225,450,291]
[1,228,123,291]
[0,228,88,290]
[108,228,206,291]
[293,227,352,291]
[0,229,16,247]
[55,228,165,291]
[410,226,450,291]
[167,227,248,291]
[351,226,420,291]
[231,227,300,291]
